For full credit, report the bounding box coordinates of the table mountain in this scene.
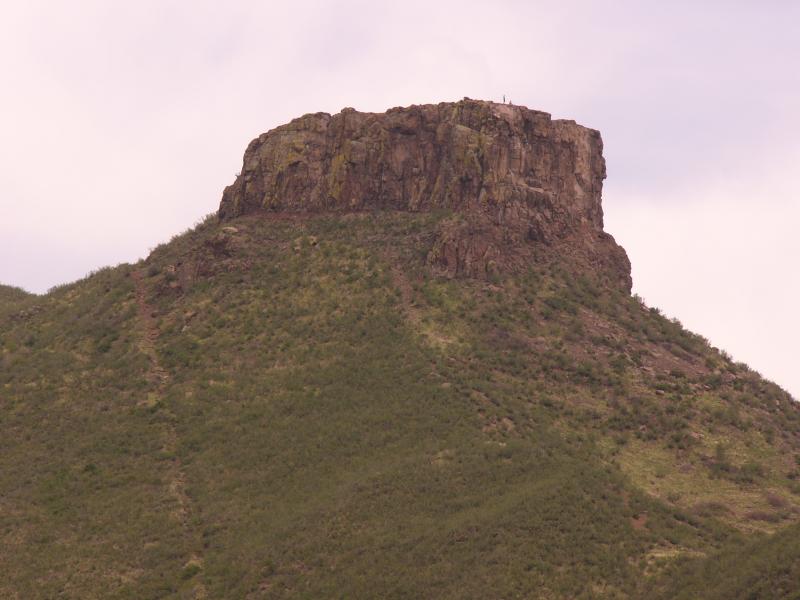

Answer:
[1,100,799,599]
[219,99,631,290]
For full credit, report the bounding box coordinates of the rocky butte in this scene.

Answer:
[219,98,632,291]
[4,99,800,599]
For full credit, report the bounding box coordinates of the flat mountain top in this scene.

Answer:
[219,98,631,289]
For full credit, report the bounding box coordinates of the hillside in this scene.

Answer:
[1,100,799,599]
[0,284,33,305]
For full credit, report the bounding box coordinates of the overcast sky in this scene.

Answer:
[1,0,797,398]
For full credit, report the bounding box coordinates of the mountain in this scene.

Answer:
[1,99,799,599]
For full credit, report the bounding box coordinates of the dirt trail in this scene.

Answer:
[131,270,170,390]
[388,261,422,326]
[130,269,207,598]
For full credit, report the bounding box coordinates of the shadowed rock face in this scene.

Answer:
[218,99,631,291]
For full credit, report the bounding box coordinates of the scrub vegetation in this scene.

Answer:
[1,212,799,598]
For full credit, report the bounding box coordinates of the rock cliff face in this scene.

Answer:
[218,99,631,291]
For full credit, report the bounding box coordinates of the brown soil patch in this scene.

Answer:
[631,513,648,530]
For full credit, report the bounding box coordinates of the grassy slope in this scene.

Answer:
[1,212,799,598]
[653,520,800,599]
[0,269,193,598]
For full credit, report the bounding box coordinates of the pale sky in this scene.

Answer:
[1,1,797,398]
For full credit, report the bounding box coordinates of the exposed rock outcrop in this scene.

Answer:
[218,99,631,291]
